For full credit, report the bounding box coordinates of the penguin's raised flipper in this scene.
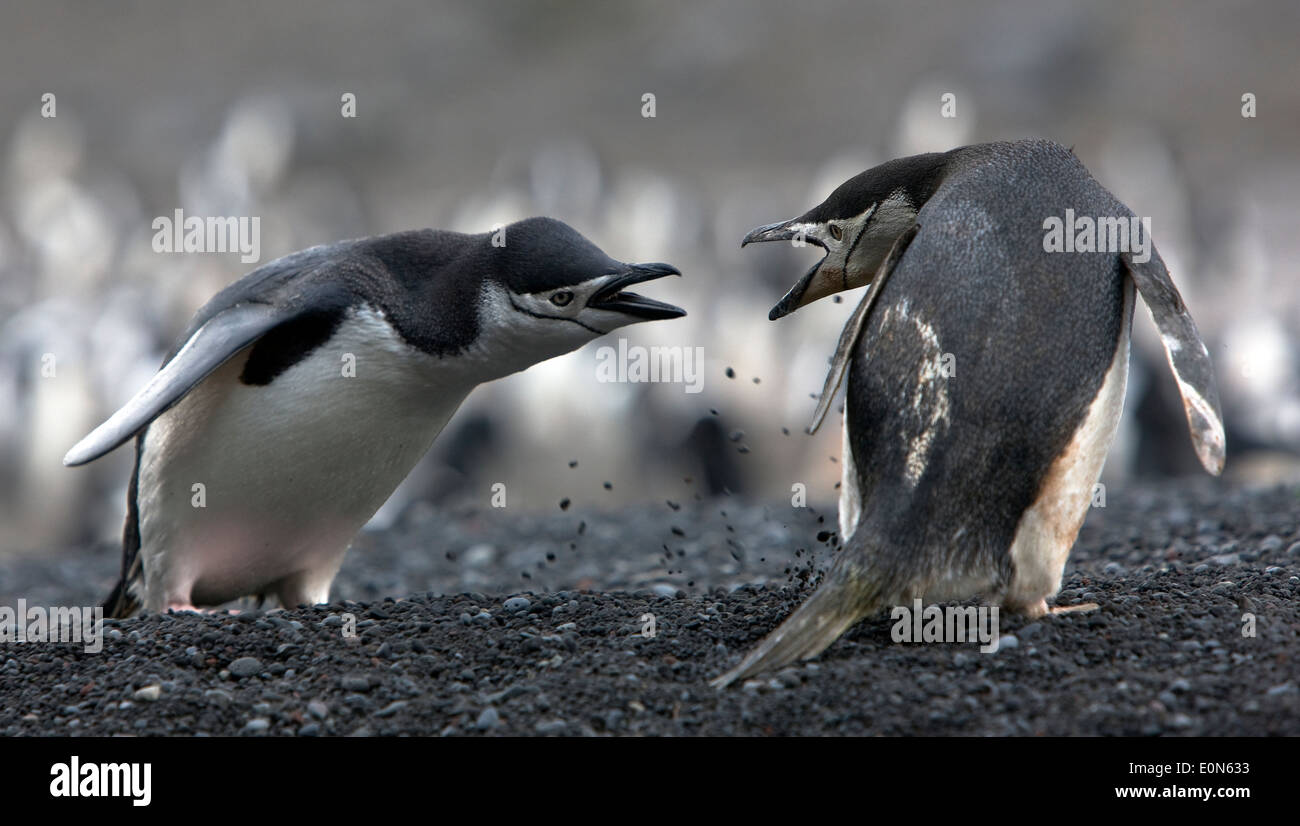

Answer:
[1123,249,1226,475]
[808,224,918,434]
[63,302,299,466]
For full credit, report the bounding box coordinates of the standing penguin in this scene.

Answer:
[65,217,684,617]
[716,139,1223,687]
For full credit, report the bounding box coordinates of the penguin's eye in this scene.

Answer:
[828,223,843,242]
[550,290,574,307]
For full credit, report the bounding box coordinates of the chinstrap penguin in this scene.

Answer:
[65,217,685,617]
[716,138,1224,687]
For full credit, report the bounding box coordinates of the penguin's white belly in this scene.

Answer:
[1004,279,1134,612]
[135,306,470,609]
[838,409,863,540]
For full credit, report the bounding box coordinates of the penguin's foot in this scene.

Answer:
[1049,602,1099,615]
[165,603,241,615]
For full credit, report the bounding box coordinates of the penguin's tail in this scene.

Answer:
[102,554,143,619]
[711,553,881,689]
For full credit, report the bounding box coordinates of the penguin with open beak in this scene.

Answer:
[716,139,1224,687]
[65,217,684,617]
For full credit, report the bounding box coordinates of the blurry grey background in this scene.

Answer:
[1,0,1297,555]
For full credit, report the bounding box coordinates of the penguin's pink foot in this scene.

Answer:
[165,603,241,615]
[1050,602,1099,615]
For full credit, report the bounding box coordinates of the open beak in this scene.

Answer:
[588,262,686,320]
[741,219,836,321]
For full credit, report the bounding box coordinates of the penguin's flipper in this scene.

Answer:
[63,302,295,466]
[808,224,918,434]
[1123,249,1226,475]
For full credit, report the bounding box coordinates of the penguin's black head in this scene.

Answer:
[743,152,949,319]
[481,217,684,344]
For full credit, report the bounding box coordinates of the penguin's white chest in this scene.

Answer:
[135,305,473,609]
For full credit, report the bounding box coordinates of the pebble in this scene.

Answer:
[476,707,500,730]
[463,544,496,568]
[228,657,263,678]
[133,684,161,702]
[340,675,372,692]
[996,635,1019,652]
[1259,535,1284,553]
[243,718,270,733]
[504,597,531,613]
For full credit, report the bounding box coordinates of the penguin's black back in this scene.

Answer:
[845,139,1130,594]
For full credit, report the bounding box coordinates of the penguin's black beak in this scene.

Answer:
[589,262,686,320]
[741,219,832,321]
[740,220,825,249]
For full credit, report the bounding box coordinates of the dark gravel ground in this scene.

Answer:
[1,476,1298,736]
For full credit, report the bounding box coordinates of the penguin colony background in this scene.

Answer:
[61,139,1224,685]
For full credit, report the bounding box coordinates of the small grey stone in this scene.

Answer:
[504,597,531,613]
[340,674,372,692]
[464,544,496,568]
[228,657,263,678]
[476,707,500,730]
[243,718,270,733]
[996,635,1019,652]
[307,700,329,719]
[534,719,567,734]
[204,689,233,705]
[555,622,577,632]
[375,700,408,718]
